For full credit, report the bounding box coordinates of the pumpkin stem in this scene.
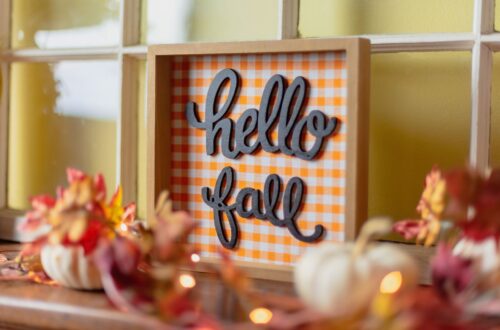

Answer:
[352,217,393,257]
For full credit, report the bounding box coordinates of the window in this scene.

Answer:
[0,0,497,241]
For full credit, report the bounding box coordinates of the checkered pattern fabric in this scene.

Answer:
[170,51,347,265]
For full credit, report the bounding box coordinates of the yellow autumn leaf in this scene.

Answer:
[68,216,87,242]
[106,186,124,227]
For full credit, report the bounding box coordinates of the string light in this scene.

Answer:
[120,223,128,232]
[190,253,201,263]
[249,307,273,324]
[179,274,196,289]
[379,271,402,294]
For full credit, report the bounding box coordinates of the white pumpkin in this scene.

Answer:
[41,244,102,290]
[294,218,418,316]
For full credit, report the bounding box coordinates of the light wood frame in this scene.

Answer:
[147,38,370,280]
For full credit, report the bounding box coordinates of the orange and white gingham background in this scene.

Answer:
[170,51,347,265]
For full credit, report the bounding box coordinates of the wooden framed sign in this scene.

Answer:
[147,38,370,280]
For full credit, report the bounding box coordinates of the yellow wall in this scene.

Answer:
[188,0,277,41]
[299,0,473,36]
[141,0,277,43]
[370,53,471,222]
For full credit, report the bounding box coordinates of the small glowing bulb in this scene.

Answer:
[179,274,196,289]
[249,307,273,324]
[379,271,402,294]
[120,223,128,232]
[190,253,201,263]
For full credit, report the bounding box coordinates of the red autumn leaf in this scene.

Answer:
[19,237,48,257]
[19,212,43,232]
[122,203,136,225]
[153,210,196,262]
[393,220,427,240]
[431,243,474,299]
[31,195,56,210]
[443,167,500,240]
[66,167,86,183]
[93,173,107,202]
[59,220,106,255]
[400,288,492,330]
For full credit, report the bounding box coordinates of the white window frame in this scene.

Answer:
[0,0,495,241]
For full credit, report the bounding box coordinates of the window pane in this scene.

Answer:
[495,1,500,32]
[11,0,120,49]
[299,0,473,37]
[141,0,278,44]
[490,53,500,166]
[369,52,471,229]
[137,60,147,218]
[8,61,118,209]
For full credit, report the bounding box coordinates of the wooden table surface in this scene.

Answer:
[0,243,298,330]
[0,242,433,330]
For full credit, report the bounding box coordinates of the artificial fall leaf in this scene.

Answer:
[444,167,500,241]
[19,237,47,258]
[443,168,479,220]
[393,167,446,246]
[66,167,86,183]
[67,215,87,242]
[417,167,447,222]
[106,186,124,227]
[93,173,107,202]
[397,288,495,330]
[218,249,252,296]
[92,191,206,324]
[74,220,108,255]
[151,191,196,262]
[431,243,474,300]
[19,168,133,257]
[393,220,427,241]
[419,219,441,246]
[122,203,136,226]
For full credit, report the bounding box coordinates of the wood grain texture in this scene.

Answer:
[0,63,8,209]
[278,0,299,39]
[146,54,172,222]
[148,38,368,56]
[0,0,10,210]
[344,38,370,240]
[0,242,432,329]
[120,0,141,46]
[0,0,10,50]
[119,56,139,205]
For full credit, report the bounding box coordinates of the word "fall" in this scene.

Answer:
[202,166,325,249]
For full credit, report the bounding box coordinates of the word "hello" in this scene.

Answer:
[185,68,339,160]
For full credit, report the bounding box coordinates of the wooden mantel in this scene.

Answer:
[0,242,434,329]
